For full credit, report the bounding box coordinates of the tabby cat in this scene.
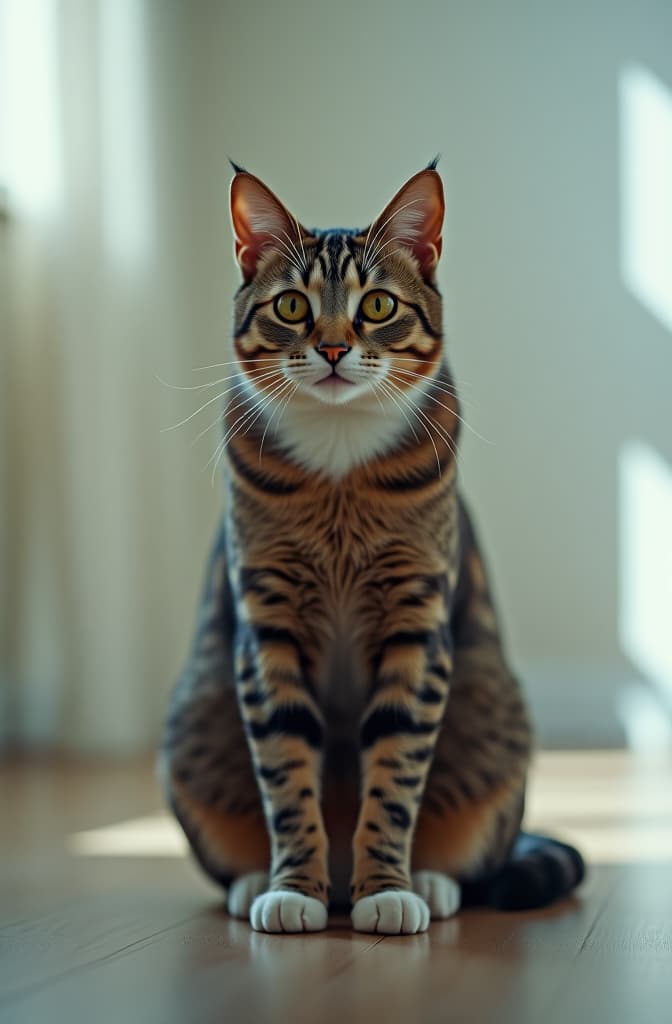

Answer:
[160,162,584,934]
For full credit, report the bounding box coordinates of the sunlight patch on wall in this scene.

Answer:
[620,65,672,333]
[0,0,62,219]
[99,0,153,269]
[619,441,672,751]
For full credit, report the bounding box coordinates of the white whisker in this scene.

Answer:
[162,368,282,433]
[258,380,298,462]
[155,371,245,393]
[189,370,282,446]
[387,371,491,444]
[378,379,442,477]
[191,358,278,372]
[206,374,287,482]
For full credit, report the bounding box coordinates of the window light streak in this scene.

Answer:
[620,65,672,333]
[0,0,62,218]
[619,442,672,736]
[99,0,153,269]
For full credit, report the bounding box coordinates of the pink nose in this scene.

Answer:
[317,340,351,365]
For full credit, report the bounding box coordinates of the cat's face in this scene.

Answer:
[229,167,445,414]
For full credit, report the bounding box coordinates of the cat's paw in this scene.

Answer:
[411,871,461,919]
[249,891,328,933]
[227,871,269,919]
[351,891,430,934]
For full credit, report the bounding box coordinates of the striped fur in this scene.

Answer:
[161,165,584,932]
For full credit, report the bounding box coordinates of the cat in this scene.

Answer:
[160,161,584,935]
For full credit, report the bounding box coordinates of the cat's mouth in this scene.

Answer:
[315,372,354,390]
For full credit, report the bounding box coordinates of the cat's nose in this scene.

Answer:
[316,340,351,365]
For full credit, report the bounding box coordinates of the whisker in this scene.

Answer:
[367,381,387,413]
[192,358,279,372]
[387,366,474,407]
[376,378,421,445]
[189,371,282,446]
[162,368,281,433]
[385,376,459,464]
[155,371,245,393]
[273,381,299,438]
[258,380,298,462]
[378,379,442,477]
[387,371,492,444]
[206,374,286,482]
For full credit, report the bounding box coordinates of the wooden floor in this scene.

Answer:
[1,750,671,1023]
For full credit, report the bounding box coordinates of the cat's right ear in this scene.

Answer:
[229,171,306,283]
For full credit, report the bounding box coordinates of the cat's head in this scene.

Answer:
[228,164,447,474]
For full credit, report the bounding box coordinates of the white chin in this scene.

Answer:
[308,378,364,405]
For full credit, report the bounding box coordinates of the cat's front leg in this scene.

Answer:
[351,617,453,934]
[234,613,330,933]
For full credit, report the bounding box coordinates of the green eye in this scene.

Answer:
[275,291,310,323]
[360,290,397,323]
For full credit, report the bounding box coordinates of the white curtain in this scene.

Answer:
[1,0,219,752]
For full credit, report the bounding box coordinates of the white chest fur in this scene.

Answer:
[272,396,412,479]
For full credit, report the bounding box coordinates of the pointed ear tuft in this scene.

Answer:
[364,168,444,280]
[229,158,247,174]
[229,171,307,283]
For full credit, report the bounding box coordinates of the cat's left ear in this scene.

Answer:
[365,167,444,279]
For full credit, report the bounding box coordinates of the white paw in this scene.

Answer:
[351,891,430,934]
[227,871,269,918]
[411,870,461,919]
[249,891,328,933]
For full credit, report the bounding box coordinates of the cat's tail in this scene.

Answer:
[462,832,586,911]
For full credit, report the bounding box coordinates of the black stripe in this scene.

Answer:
[416,684,445,704]
[370,314,416,346]
[365,846,400,866]
[234,301,265,338]
[361,707,436,749]
[383,801,411,829]
[375,452,452,493]
[405,300,441,339]
[247,706,323,748]
[273,808,301,834]
[274,847,316,872]
[392,775,421,788]
[256,315,299,346]
[384,629,435,648]
[340,253,352,279]
[406,746,433,762]
[227,441,301,495]
[256,625,300,648]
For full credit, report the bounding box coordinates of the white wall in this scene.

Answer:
[3,0,670,751]
[179,0,672,746]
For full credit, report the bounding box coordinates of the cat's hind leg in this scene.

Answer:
[159,675,269,893]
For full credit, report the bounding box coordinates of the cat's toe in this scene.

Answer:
[351,891,430,934]
[411,870,461,919]
[227,871,269,919]
[249,891,328,933]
